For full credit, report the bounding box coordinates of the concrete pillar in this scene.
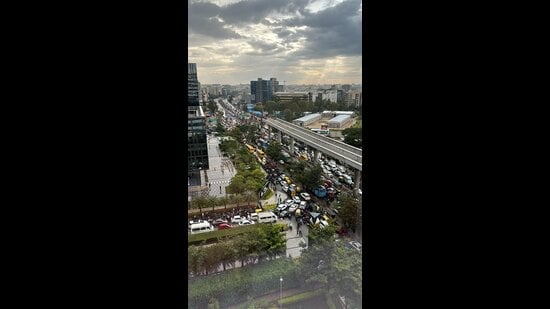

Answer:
[277,131,282,143]
[314,149,320,162]
[289,137,295,154]
[354,169,362,193]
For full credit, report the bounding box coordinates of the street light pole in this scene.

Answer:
[280,277,283,309]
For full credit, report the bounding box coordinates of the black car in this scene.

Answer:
[278,210,290,219]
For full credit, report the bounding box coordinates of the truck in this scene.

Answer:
[313,186,327,198]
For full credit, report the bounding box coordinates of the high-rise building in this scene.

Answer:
[188,63,199,106]
[251,77,279,104]
[188,106,209,172]
[188,63,208,185]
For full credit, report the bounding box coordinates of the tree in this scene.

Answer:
[283,108,293,121]
[330,247,362,308]
[258,224,286,260]
[336,193,360,233]
[219,196,229,209]
[266,141,283,161]
[342,127,362,148]
[241,191,255,208]
[191,196,208,212]
[188,245,207,277]
[226,175,246,196]
[293,163,321,192]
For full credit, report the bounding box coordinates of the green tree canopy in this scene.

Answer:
[342,127,362,148]
[266,141,283,161]
[336,193,360,232]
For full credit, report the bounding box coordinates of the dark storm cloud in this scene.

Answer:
[188,1,241,39]
[284,0,362,58]
[219,0,311,25]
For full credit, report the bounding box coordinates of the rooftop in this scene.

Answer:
[293,113,321,122]
[328,115,351,123]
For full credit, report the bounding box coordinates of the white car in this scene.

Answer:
[282,185,289,192]
[239,219,254,225]
[285,199,294,206]
[300,193,311,201]
[293,196,301,204]
[277,204,288,211]
[280,181,288,187]
[288,204,298,213]
[232,215,243,224]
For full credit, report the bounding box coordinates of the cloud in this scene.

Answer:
[187,0,362,84]
[283,0,362,58]
[218,0,311,25]
[188,1,242,39]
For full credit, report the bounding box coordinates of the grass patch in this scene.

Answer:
[261,188,274,200]
[188,225,260,246]
[263,204,277,211]
[277,289,324,306]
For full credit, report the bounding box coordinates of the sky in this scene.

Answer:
[188,0,362,85]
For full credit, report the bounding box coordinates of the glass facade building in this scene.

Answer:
[188,63,208,184]
[188,63,199,106]
[188,106,209,171]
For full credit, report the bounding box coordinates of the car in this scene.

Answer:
[349,241,362,251]
[218,223,234,230]
[335,170,343,177]
[288,204,298,213]
[282,185,289,192]
[293,196,301,204]
[300,193,311,201]
[299,201,307,209]
[277,176,282,183]
[239,220,254,225]
[232,215,243,224]
[189,219,207,227]
[212,219,228,226]
[279,160,284,164]
[277,204,288,211]
[278,210,289,219]
[280,181,288,187]
[285,199,294,206]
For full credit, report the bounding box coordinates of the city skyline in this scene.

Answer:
[188,0,362,85]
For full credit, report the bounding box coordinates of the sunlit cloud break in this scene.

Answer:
[188,0,362,85]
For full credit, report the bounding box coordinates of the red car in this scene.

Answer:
[218,223,233,230]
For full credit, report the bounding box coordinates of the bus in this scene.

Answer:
[245,144,255,153]
[311,128,330,135]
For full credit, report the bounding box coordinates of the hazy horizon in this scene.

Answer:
[188,0,362,85]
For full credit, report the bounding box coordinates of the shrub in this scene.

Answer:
[188,259,301,308]
[188,225,259,246]
[277,289,324,306]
